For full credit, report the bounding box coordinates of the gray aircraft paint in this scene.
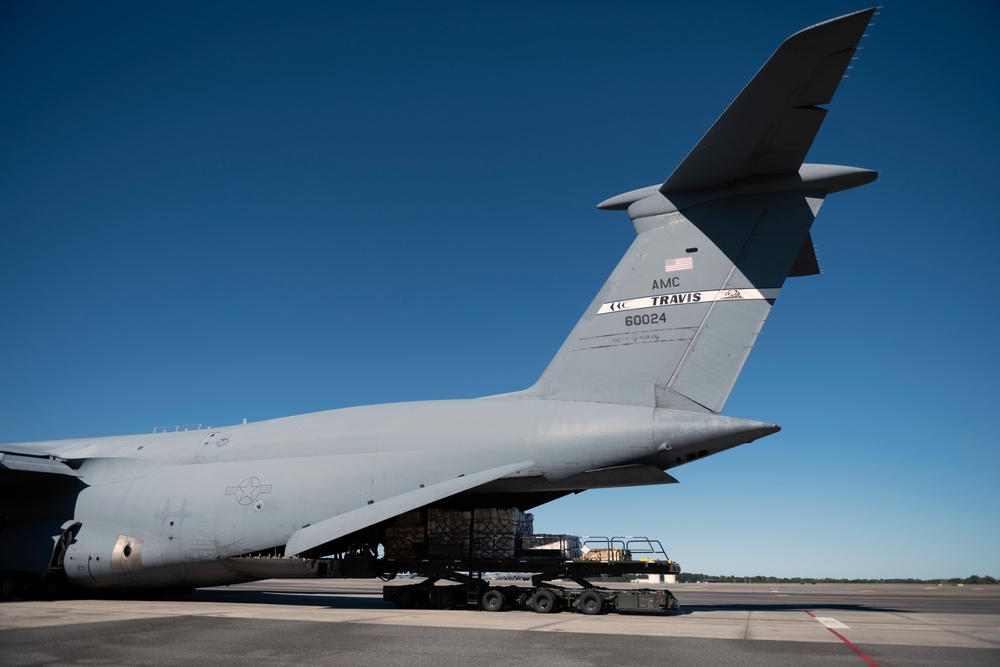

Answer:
[1,8,877,590]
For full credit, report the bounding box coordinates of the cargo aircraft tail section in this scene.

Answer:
[527,8,878,414]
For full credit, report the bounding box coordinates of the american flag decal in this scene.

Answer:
[664,256,694,272]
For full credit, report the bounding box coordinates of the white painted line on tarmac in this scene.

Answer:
[815,617,850,629]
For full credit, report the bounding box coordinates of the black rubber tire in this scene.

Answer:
[38,575,66,600]
[579,591,603,615]
[431,587,458,610]
[481,589,505,612]
[1,574,21,600]
[530,588,558,614]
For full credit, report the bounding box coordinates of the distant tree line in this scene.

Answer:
[676,573,998,585]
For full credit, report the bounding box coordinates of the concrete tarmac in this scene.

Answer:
[1,580,998,666]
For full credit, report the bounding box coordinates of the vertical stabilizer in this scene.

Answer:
[529,192,825,413]
[525,9,878,413]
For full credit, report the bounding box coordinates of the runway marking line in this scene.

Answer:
[769,588,880,667]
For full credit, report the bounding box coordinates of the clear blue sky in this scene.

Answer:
[2,2,997,580]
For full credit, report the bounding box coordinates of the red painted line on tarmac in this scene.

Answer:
[824,627,881,667]
[769,589,880,667]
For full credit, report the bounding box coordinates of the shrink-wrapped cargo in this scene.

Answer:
[384,507,533,561]
[521,534,584,559]
[427,509,470,559]
[577,548,631,562]
[470,508,532,560]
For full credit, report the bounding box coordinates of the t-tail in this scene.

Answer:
[527,8,878,414]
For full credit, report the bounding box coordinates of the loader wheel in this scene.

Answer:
[39,575,66,600]
[530,588,558,614]
[1,574,22,600]
[481,589,505,612]
[579,591,603,615]
[431,586,458,610]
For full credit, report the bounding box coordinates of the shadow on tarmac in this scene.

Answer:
[676,602,905,614]
[194,587,392,609]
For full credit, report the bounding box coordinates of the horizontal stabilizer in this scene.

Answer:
[284,460,534,556]
[661,8,875,193]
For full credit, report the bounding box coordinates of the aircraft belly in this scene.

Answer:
[64,400,658,585]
